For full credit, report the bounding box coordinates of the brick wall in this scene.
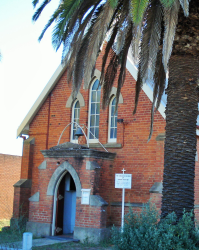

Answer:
[20,46,166,228]
[0,154,21,219]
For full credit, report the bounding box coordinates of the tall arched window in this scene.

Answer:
[71,100,80,142]
[88,79,101,142]
[108,96,117,142]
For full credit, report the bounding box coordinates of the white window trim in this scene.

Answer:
[88,78,101,143]
[70,99,80,143]
[108,96,117,143]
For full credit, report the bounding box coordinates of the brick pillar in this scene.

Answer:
[13,137,34,219]
[21,137,35,179]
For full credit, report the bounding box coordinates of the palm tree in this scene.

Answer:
[32,0,199,221]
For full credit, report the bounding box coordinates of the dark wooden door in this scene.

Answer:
[55,176,65,235]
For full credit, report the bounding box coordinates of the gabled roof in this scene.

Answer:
[17,53,166,137]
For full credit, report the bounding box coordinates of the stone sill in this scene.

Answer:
[111,202,143,207]
[85,143,122,149]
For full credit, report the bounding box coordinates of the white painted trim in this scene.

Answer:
[108,96,117,143]
[88,78,101,143]
[70,100,80,143]
[126,55,166,119]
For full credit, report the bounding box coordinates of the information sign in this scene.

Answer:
[115,174,132,189]
[81,189,90,204]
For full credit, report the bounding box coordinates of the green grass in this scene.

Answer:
[0,226,23,244]
[0,220,10,231]
[32,241,114,250]
[0,218,25,249]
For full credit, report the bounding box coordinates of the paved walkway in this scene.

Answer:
[1,236,114,250]
[0,235,79,250]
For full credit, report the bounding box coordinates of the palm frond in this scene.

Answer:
[32,0,39,8]
[51,0,83,50]
[131,23,142,65]
[115,22,133,110]
[108,0,119,8]
[133,68,141,114]
[58,0,102,66]
[68,5,104,97]
[162,0,180,71]
[66,10,98,86]
[131,0,149,25]
[83,2,115,89]
[38,6,64,41]
[148,52,166,141]
[155,54,166,112]
[102,53,119,109]
[143,0,162,82]
[72,8,99,98]
[115,25,128,55]
[32,0,52,21]
[148,75,159,142]
[179,0,189,16]
[114,0,131,55]
[100,24,119,87]
[159,0,175,8]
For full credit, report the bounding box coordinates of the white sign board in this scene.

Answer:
[115,174,132,189]
[81,189,91,204]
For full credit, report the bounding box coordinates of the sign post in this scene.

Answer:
[115,168,132,230]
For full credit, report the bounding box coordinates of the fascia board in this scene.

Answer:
[17,63,67,137]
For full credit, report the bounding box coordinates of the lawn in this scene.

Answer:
[32,241,114,250]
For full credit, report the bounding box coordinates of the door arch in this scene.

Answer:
[54,171,76,235]
[48,161,82,236]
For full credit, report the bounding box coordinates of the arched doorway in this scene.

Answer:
[54,172,77,236]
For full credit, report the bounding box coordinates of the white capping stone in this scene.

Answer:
[29,192,40,202]
[149,182,163,194]
[38,160,47,170]
[86,161,101,170]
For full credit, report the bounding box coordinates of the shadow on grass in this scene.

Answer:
[32,240,114,250]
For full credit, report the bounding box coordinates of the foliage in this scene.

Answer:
[111,202,199,250]
[32,0,193,139]
[0,214,27,248]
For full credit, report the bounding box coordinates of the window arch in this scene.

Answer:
[108,96,118,142]
[88,79,101,142]
[71,100,80,142]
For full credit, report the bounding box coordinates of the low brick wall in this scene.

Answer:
[0,154,21,219]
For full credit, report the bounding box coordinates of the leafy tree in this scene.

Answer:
[32,0,199,221]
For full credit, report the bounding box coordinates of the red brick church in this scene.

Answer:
[13,47,199,242]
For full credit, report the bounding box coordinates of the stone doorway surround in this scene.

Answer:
[27,142,116,243]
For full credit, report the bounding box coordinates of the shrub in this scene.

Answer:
[111,202,199,250]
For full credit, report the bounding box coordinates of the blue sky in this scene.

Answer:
[0,0,62,156]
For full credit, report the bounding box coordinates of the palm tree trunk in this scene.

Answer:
[161,55,199,221]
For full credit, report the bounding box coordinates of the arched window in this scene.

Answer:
[88,79,101,142]
[71,100,80,142]
[108,96,117,142]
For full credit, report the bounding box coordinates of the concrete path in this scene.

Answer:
[0,235,79,250]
